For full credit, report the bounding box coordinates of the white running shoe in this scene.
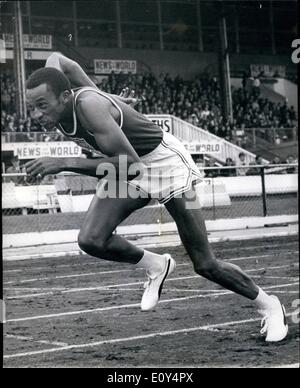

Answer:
[259,295,288,342]
[141,254,176,311]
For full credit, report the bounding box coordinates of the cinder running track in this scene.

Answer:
[3,235,299,368]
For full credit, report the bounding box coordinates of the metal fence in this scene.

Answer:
[2,164,298,236]
[2,126,297,145]
[198,163,298,220]
[241,127,297,148]
[1,132,66,143]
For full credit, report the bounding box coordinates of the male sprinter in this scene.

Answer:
[25,53,288,342]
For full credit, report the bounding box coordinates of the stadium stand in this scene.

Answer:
[1,65,298,178]
[1,68,297,138]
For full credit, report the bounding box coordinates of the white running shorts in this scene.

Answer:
[128,131,204,204]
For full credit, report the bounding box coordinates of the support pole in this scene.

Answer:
[196,0,203,52]
[13,1,27,121]
[116,0,122,49]
[234,5,240,54]
[260,167,267,216]
[217,1,233,123]
[72,1,78,47]
[27,1,32,35]
[269,1,276,55]
[157,0,164,51]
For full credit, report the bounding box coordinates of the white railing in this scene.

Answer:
[156,115,264,164]
[244,127,298,147]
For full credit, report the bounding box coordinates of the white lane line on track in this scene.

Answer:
[3,269,134,285]
[5,276,202,299]
[4,241,298,272]
[3,287,221,294]
[267,291,299,294]
[4,287,67,291]
[107,289,300,295]
[5,263,297,300]
[5,282,298,323]
[103,288,226,293]
[207,363,300,369]
[4,334,68,347]
[3,263,191,282]
[228,252,298,262]
[3,263,191,285]
[219,242,298,252]
[3,312,296,360]
[250,275,299,280]
[13,287,295,295]
[4,269,23,274]
[271,363,300,368]
[4,252,298,287]
[4,263,99,273]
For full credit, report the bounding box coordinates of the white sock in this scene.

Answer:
[254,288,278,312]
[136,250,166,276]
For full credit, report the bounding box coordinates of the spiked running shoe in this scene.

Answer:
[141,254,176,311]
[260,295,288,342]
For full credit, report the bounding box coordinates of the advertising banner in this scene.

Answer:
[146,115,172,132]
[2,142,82,159]
[250,64,286,78]
[183,142,222,154]
[1,34,52,49]
[94,59,137,74]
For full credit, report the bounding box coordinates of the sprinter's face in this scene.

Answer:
[26,83,67,130]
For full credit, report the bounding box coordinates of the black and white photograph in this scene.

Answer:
[1,0,299,369]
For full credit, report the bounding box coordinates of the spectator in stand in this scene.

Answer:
[1,67,297,150]
[285,155,297,174]
[220,157,236,177]
[267,156,285,174]
[246,156,265,176]
[2,89,11,112]
[5,156,28,185]
[193,156,204,170]
[236,152,249,176]
[188,113,200,127]
[252,77,261,95]
[289,106,297,123]
[272,156,282,165]
[6,155,22,173]
[204,157,219,178]
[255,155,265,166]
[242,71,248,89]
[200,103,211,120]
[246,161,259,176]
